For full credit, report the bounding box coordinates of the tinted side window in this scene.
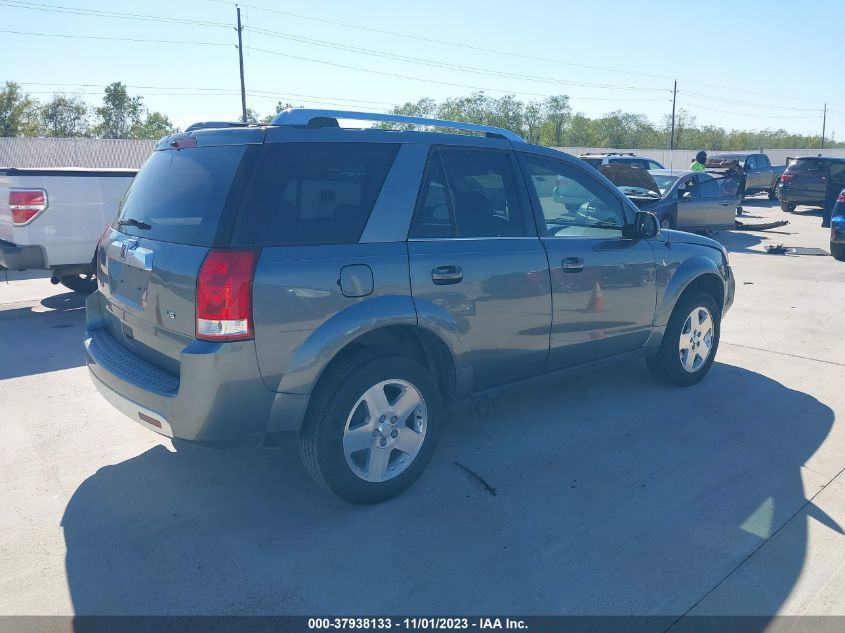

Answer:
[830,163,845,186]
[522,154,625,237]
[758,154,771,168]
[410,148,527,238]
[235,143,399,246]
[648,161,663,170]
[697,176,721,198]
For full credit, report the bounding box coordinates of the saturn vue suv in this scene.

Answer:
[85,109,735,504]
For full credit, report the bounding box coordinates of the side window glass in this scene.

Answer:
[522,154,625,237]
[830,163,845,186]
[746,155,758,170]
[409,154,455,239]
[648,161,662,170]
[759,155,770,168]
[698,176,721,198]
[438,148,527,238]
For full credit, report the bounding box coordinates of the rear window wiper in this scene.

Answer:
[117,217,152,230]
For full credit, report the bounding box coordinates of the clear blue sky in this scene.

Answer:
[2,0,844,137]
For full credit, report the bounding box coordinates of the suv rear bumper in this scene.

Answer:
[84,292,309,442]
[0,239,46,271]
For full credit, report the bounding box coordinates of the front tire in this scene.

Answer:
[646,291,721,386]
[781,201,796,212]
[60,272,96,293]
[768,186,779,200]
[300,351,443,504]
[832,243,845,261]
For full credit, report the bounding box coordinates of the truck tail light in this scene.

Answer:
[9,189,48,225]
[779,174,795,183]
[196,250,257,341]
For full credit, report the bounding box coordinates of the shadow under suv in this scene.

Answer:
[85,109,735,504]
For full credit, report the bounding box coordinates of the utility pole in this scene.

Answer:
[821,102,827,150]
[236,5,247,123]
[669,80,677,152]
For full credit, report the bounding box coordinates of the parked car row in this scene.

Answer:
[84,110,735,504]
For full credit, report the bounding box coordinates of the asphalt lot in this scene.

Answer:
[1,199,844,620]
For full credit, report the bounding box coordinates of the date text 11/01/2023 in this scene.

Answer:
[308,618,528,630]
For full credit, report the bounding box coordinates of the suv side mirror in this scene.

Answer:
[625,211,659,239]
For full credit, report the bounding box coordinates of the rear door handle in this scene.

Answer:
[432,265,463,285]
[562,256,584,273]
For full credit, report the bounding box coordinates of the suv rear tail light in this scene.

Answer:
[838,194,845,203]
[779,174,795,183]
[9,189,48,225]
[196,250,257,341]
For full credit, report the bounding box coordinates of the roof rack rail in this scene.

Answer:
[270,109,525,143]
[185,121,255,132]
[579,152,636,157]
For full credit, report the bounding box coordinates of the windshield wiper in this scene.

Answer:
[117,217,151,230]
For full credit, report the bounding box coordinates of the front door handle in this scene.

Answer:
[562,256,584,273]
[432,265,463,285]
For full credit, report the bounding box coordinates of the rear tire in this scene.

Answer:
[781,201,796,212]
[646,291,721,387]
[831,243,845,261]
[60,272,96,294]
[299,350,443,504]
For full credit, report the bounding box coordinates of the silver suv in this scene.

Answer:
[85,110,735,504]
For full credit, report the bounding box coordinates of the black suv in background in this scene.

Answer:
[580,153,664,171]
[778,156,845,212]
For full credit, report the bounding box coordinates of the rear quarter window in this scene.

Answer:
[235,143,399,246]
[786,158,825,173]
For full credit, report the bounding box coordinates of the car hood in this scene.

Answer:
[598,164,662,198]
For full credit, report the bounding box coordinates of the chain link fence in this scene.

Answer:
[0,137,156,169]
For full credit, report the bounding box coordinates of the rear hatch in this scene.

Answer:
[781,157,827,199]
[96,128,263,373]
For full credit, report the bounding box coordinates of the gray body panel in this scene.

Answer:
[86,122,735,443]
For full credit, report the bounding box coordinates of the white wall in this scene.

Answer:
[554,147,845,169]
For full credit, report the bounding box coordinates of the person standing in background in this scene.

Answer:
[690,151,707,172]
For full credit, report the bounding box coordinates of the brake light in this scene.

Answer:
[196,250,256,341]
[780,174,795,183]
[9,189,47,225]
[838,194,845,203]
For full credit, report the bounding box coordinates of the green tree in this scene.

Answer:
[0,81,41,136]
[94,82,143,139]
[539,95,571,146]
[41,94,89,138]
[523,100,543,145]
[132,111,176,139]
[261,101,297,124]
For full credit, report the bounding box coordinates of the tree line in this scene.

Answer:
[0,81,176,140]
[2,81,838,150]
[385,92,840,150]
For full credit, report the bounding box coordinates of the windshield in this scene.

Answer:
[650,174,681,195]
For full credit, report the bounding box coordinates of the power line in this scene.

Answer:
[247,27,669,93]
[678,90,823,113]
[0,29,232,46]
[676,101,822,121]
[203,0,831,107]
[0,0,230,28]
[245,45,671,103]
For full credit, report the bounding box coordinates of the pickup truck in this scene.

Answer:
[0,168,136,292]
[706,153,785,199]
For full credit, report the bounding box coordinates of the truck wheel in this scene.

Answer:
[831,243,845,261]
[60,272,97,294]
[646,291,721,387]
[781,201,796,212]
[768,186,779,200]
[300,350,443,504]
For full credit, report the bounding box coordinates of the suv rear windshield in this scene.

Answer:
[786,158,826,173]
[234,142,399,246]
[115,145,252,247]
